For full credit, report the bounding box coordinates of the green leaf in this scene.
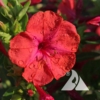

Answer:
[11,14,28,35]
[77,25,86,39]
[11,20,22,35]
[85,40,100,44]
[83,32,97,39]
[20,80,27,90]
[3,0,8,5]
[3,87,15,97]
[8,0,22,19]
[16,1,30,21]
[19,14,28,31]
[0,21,7,32]
[0,31,11,43]
[18,0,26,3]
[28,6,39,13]
[11,94,22,100]
[0,13,8,23]
[0,7,13,22]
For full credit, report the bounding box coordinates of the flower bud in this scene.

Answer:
[27,89,34,97]
[35,86,54,100]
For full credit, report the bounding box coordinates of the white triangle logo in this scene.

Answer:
[61,70,89,91]
[75,77,89,90]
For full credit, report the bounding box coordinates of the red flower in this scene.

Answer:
[0,40,8,56]
[9,11,80,86]
[57,0,83,22]
[31,0,42,5]
[85,16,100,36]
[27,89,34,97]
[35,86,54,100]
[22,0,42,5]
[0,0,5,6]
[87,16,100,26]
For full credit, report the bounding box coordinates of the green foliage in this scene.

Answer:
[1,0,100,100]
[88,0,100,15]
[0,31,11,44]
[0,1,30,99]
[0,0,29,38]
[3,87,15,97]
[16,1,30,21]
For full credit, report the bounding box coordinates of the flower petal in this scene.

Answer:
[87,16,100,26]
[43,11,62,40]
[10,32,38,49]
[9,32,38,68]
[9,47,37,68]
[51,21,80,52]
[22,59,53,86]
[46,53,76,80]
[35,86,54,100]
[57,0,76,22]
[26,11,44,42]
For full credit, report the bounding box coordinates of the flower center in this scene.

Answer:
[38,42,45,49]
